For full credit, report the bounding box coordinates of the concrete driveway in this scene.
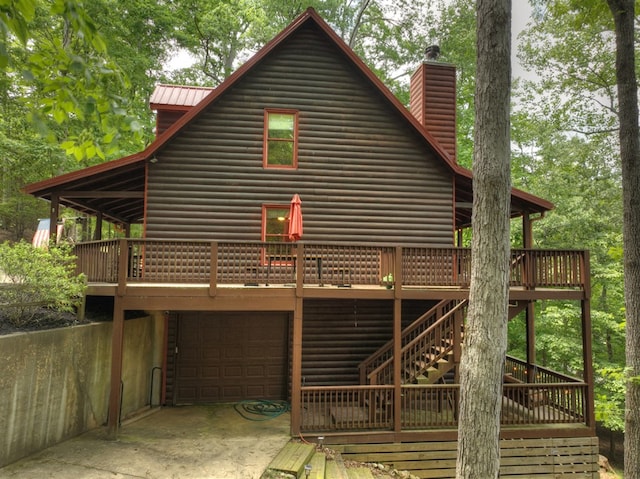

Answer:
[0,404,291,479]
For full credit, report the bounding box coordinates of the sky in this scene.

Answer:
[512,1,535,81]
[167,2,537,81]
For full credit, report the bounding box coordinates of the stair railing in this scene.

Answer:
[359,299,467,385]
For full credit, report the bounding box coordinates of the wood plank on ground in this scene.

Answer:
[266,441,315,477]
[307,451,326,479]
[346,467,374,479]
[325,453,349,479]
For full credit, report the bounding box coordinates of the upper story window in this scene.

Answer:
[264,109,298,169]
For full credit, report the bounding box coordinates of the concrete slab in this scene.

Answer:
[0,404,291,479]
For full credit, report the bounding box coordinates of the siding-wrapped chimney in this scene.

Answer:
[410,59,457,161]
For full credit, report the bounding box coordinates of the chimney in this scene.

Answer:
[410,48,457,161]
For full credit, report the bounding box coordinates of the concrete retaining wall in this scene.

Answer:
[0,315,164,467]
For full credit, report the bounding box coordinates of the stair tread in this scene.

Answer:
[307,451,326,479]
[325,453,350,479]
[267,441,315,477]
[346,467,375,479]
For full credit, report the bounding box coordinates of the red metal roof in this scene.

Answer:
[149,84,215,111]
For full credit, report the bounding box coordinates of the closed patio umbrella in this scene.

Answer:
[288,194,303,241]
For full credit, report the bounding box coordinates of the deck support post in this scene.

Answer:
[107,297,125,438]
[393,246,402,433]
[522,213,533,250]
[94,212,103,240]
[49,194,59,241]
[291,297,303,436]
[581,251,595,430]
[209,242,217,297]
[525,301,536,382]
[117,239,128,297]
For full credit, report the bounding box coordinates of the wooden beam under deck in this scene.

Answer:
[120,288,297,311]
[87,283,587,305]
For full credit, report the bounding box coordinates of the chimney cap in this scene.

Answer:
[425,45,440,61]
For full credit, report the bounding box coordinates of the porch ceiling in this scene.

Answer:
[454,175,552,229]
[24,159,146,225]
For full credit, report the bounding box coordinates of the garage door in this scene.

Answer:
[174,312,289,404]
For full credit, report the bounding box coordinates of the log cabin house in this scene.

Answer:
[24,8,598,477]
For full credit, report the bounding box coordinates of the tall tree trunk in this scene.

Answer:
[456,1,511,478]
[606,1,640,478]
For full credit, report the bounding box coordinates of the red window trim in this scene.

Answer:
[263,109,299,169]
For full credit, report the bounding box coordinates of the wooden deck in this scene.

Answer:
[76,239,590,303]
[78,239,594,445]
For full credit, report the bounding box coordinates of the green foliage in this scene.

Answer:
[2,1,129,162]
[0,241,86,327]
[508,0,629,434]
[425,0,476,167]
[595,367,626,431]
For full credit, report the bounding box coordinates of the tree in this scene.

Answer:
[512,0,631,446]
[456,0,511,478]
[606,2,640,477]
[167,0,437,102]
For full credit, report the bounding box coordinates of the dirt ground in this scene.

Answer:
[0,404,291,479]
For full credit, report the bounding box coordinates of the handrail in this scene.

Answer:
[364,300,467,385]
[358,299,456,381]
[505,355,583,384]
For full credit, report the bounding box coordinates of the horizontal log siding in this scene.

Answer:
[146,23,453,245]
[301,299,435,386]
[302,299,393,386]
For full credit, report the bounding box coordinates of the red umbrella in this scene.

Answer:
[287,194,303,241]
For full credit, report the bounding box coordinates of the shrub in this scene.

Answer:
[0,241,86,327]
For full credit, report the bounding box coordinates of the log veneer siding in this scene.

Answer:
[146,23,454,245]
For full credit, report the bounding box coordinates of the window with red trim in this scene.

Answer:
[262,205,290,242]
[264,109,298,168]
[262,205,293,265]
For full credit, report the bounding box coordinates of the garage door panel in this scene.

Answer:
[177,386,198,400]
[177,366,198,378]
[202,347,221,360]
[175,312,288,404]
[222,385,243,398]
[201,366,220,379]
[246,365,265,377]
[224,365,243,378]
[224,349,243,360]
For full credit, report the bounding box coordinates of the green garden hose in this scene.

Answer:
[234,399,290,421]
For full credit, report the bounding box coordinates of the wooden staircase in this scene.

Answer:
[359,299,467,387]
[358,298,528,387]
[414,341,456,384]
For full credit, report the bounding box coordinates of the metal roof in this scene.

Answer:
[149,84,215,110]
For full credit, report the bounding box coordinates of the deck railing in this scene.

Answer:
[505,355,584,384]
[74,239,588,291]
[299,381,588,433]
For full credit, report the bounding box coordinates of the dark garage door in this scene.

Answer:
[175,312,289,404]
